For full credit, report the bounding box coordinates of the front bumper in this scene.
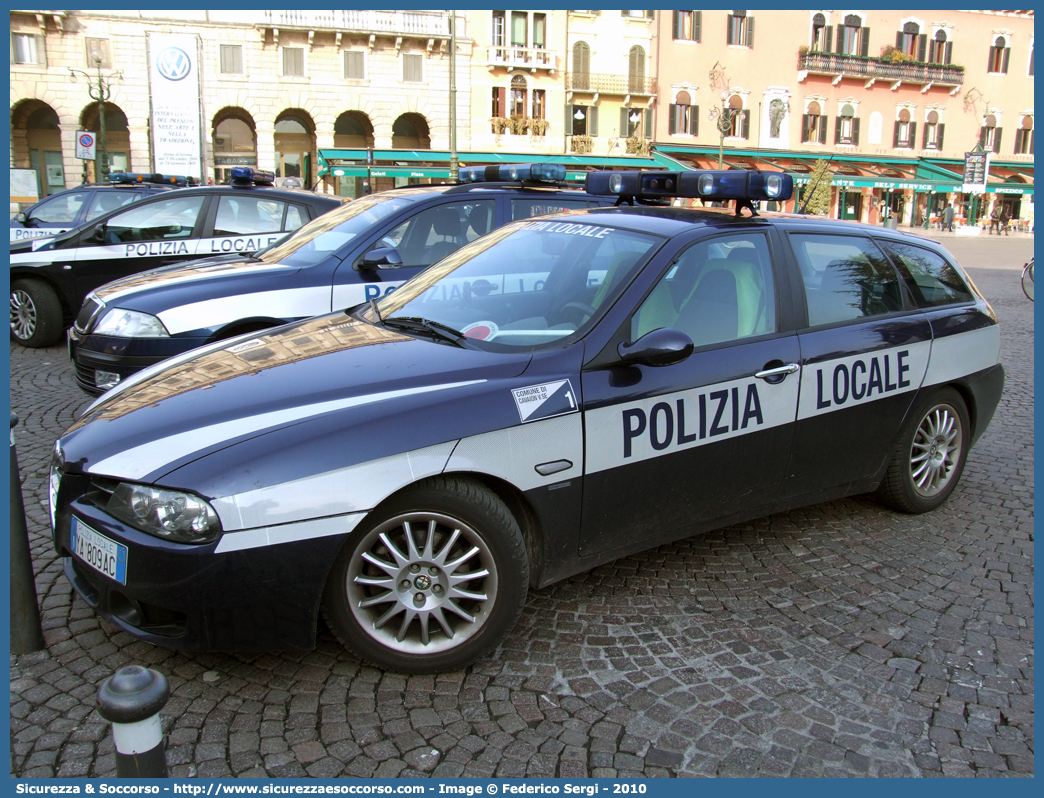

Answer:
[54,478,347,650]
[69,329,207,395]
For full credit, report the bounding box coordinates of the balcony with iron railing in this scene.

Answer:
[798,50,964,87]
[258,10,450,36]
[487,46,556,71]
[565,72,657,96]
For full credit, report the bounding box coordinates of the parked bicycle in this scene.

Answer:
[1022,257,1034,302]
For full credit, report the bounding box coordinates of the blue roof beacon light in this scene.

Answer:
[458,163,567,184]
[586,169,793,215]
[108,172,199,186]
[228,167,276,186]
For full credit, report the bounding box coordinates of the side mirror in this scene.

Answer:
[617,328,694,368]
[16,211,28,224]
[360,246,403,270]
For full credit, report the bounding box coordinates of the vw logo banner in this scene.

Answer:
[148,33,202,178]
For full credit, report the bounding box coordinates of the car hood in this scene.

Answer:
[88,253,292,310]
[60,312,535,484]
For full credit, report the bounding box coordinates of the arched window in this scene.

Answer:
[572,42,590,90]
[924,110,943,150]
[727,94,746,138]
[989,36,1010,73]
[1015,115,1034,155]
[898,21,921,57]
[803,101,825,144]
[510,75,528,117]
[930,29,952,63]
[811,12,826,50]
[895,108,914,148]
[669,91,696,136]
[628,46,646,93]
[981,114,1000,152]
[838,103,858,145]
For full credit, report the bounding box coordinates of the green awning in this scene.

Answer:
[317,148,666,177]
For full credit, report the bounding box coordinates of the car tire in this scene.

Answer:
[322,475,529,673]
[875,387,971,514]
[10,279,64,348]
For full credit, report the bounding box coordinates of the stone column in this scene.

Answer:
[255,119,276,174]
[128,125,152,175]
[314,121,334,194]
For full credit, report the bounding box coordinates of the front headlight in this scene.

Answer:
[94,309,169,338]
[107,483,221,544]
[49,443,63,533]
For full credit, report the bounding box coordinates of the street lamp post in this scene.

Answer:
[69,53,122,183]
[448,10,459,183]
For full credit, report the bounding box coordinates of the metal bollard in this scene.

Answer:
[97,666,171,777]
[10,413,46,655]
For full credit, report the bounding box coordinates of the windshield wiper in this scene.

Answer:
[382,315,466,346]
[369,297,382,323]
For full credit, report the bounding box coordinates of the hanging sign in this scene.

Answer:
[148,33,202,179]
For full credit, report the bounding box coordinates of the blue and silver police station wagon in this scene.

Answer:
[49,169,1004,672]
[11,168,342,349]
[68,164,608,395]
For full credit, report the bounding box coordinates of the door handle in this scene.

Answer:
[755,363,800,381]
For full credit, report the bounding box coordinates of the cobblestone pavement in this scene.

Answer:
[10,235,1033,779]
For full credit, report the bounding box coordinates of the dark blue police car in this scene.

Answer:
[11,168,342,348]
[49,169,1003,672]
[10,172,187,243]
[67,164,607,395]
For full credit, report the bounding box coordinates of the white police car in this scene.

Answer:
[10,172,187,243]
[10,168,342,348]
[67,163,607,394]
[49,169,1003,672]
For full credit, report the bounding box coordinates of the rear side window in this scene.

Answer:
[879,241,974,307]
[87,191,139,221]
[215,196,285,236]
[790,234,905,327]
[511,198,593,221]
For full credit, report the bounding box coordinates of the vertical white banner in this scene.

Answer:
[148,33,202,178]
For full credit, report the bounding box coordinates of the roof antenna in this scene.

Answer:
[798,152,837,215]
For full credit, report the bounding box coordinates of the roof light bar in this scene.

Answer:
[585,169,793,202]
[458,163,567,184]
[229,167,276,186]
[108,172,199,187]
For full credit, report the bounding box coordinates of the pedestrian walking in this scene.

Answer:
[943,202,955,232]
[989,205,1001,235]
[999,205,1011,236]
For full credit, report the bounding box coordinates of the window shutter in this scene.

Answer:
[669,105,678,135]
[852,117,860,145]
[820,115,828,144]
[693,106,699,136]
[835,116,842,144]
[620,107,630,137]
[727,16,734,45]
[590,106,598,136]
[565,104,573,131]
[861,28,870,57]
[646,10,655,19]
[644,109,653,138]
[893,120,900,147]
[802,114,810,142]
[917,34,927,62]
[987,48,995,72]
[979,127,987,147]
[1001,47,1010,73]
[673,11,682,39]
[694,11,701,42]
[746,17,755,47]
[824,26,832,53]
[836,24,844,54]
[944,41,952,64]
[937,123,945,150]
[499,87,507,117]
[344,51,364,79]
[896,31,903,49]
[922,123,929,149]
[1030,130,1034,155]
[741,109,750,138]
[993,127,1002,153]
[909,122,916,148]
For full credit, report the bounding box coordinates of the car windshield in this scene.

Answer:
[373,218,661,350]
[258,194,416,268]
